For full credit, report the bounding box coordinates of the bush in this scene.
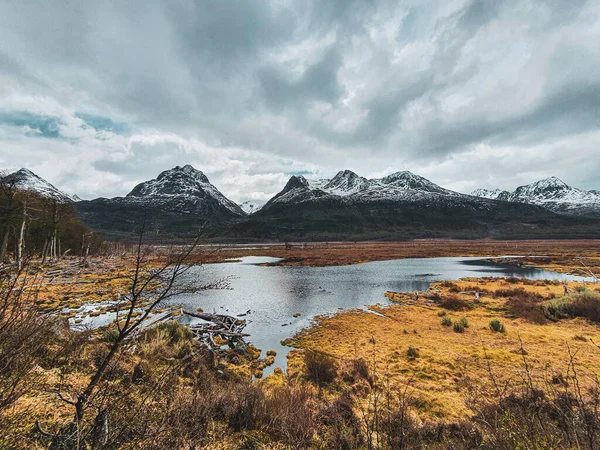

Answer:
[506,291,548,324]
[304,350,337,385]
[441,316,453,327]
[264,385,317,447]
[437,310,447,317]
[458,317,469,329]
[542,292,600,323]
[453,321,465,333]
[407,345,420,358]
[489,319,506,333]
[438,294,472,311]
[319,395,364,450]
[494,287,543,299]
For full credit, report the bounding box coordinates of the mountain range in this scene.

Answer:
[470,177,600,218]
[2,166,600,241]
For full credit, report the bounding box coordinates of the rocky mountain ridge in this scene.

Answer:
[4,166,600,240]
[0,168,75,203]
[470,177,600,217]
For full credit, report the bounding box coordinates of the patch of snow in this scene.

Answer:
[239,200,265,214]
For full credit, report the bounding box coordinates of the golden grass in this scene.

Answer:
[286,278,600,420]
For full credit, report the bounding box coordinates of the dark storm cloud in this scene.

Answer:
[0,0,599,200]
[258,48,345,110]
[417,80,600,157]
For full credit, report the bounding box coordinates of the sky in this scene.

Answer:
[0,0,599,203]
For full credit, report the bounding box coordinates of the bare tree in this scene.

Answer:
[0,172,18,264]
[38,223,223,448]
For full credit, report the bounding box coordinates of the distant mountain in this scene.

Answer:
[75,165,246,239]
[11,164,594,241]
[240,169,600,240]
[126,165,244,216]
[470,188,511,201]
[1,168,74,203]
[471,177,600,218]
[239,200,265,214]
[263,170,455,210]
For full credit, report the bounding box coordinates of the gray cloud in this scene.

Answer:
[0,0,599,202]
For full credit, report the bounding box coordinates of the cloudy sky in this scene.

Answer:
[1,0,599,203]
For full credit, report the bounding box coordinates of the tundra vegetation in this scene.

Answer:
[1,215,600,448]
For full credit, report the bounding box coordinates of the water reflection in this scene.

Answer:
[172,256,591,374]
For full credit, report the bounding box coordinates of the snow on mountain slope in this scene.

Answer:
[239,200,265,214]
[1,168,74,203]
[263,169,466,209]
[322,170,371,195]
[127,165,245,216]
[470,188,511,201]
[470,177,600,217]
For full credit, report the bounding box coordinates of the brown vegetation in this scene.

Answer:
[200,239,600,271]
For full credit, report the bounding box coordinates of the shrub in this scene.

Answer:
[304,350,337,385]
[453,321,465,333]
[506,291,547,324]
[542,292,600,322]
[438,295,471,311]
[407,345,420,358]
[494,287,528,298]
[457,317,469,329]
[441,316,453,327]
[489,319,506,333]
[264,385,317,448]
[319,395,364,450]
[437,310,447,317]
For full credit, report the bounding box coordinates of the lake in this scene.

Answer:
[172,256,591,373]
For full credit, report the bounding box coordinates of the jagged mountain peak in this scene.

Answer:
[380,170,417,182]
[513,177,575,200]
[126,166,245,216]
[522,176,570,191]
[283,175,310,191]
[324,169,370,194]
[377,170,450,195]
[156,164,210,184]
[470,176,600,217]
[2,167,74,203]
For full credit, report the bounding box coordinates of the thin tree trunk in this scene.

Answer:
[0,227,9,263]
[17,204,26,271]
[41,237,49,264]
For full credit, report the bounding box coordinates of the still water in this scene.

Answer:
[171,256,591,373]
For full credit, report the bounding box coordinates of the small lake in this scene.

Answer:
[171,256,591,374]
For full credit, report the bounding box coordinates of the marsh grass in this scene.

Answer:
[543,291,600,322]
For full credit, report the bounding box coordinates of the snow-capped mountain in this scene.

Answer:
[75,165,246,238]
[239,200,265,214]
[127,165,245,216]
[248,168,592,240]
[471,177,600,217]
[470,188,511,201]
[262,169,457,209]
[1,168,74,203]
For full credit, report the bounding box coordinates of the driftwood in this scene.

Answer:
[182,309,248,346]
[132,307,249,348]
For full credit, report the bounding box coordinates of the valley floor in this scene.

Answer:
[3,239,600,448]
